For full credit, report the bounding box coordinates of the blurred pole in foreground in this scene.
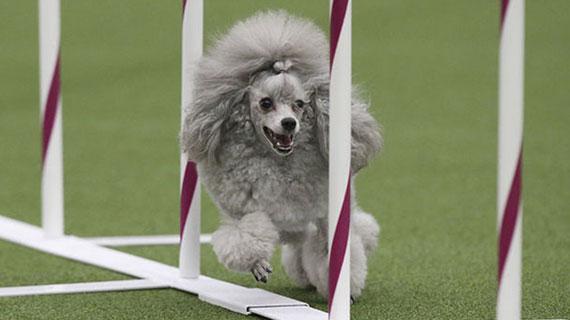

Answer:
[497,0,524,319]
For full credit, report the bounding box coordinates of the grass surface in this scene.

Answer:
[1,0,569,319]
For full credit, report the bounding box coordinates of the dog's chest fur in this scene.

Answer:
[200,131,328,233]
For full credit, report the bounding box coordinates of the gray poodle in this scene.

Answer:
[181,11,382,300]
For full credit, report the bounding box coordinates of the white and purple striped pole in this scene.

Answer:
[329,0,351,319]
[39,0,64,238]
[179,0,203,279]
[497,0,524,319]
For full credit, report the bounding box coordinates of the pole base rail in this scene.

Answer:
[0,279,167,297]
[86,234,212,247]
[0,214,326,319]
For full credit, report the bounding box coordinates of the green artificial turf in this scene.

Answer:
[0,0,568,319]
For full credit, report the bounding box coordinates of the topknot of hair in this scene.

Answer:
[193,10,329,102]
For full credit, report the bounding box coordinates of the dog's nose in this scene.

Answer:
[281,118,297,131]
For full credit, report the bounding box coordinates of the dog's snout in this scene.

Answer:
[281,118,297,131]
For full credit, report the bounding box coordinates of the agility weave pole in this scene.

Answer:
[39,0,64,238]
[179,0,203,280]
[497,0,524,319]
[328,0,352,319]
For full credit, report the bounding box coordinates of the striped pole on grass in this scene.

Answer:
[329,0,351,319]
[497,0,524,319]
[179,0,203,279]
[39,0,64,238]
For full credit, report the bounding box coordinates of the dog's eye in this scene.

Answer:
[294,100,304,109]
[259,98,273,110]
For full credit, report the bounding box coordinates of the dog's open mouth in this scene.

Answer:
[263,126,294,155]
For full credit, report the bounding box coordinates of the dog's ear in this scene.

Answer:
[182,89,246,163]
[308,81,330,160]
[350,94,383,172]
[309,82,383,173]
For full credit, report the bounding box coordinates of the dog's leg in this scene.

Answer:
[251,259,273,283]
[348,232,368,300]
[301,211,379,301]
[281,231,311,288]
[211,212,279,281]
[347,209,380,300]
[352,209,380,256]
[301,221,329,298]
[301,226,367,301]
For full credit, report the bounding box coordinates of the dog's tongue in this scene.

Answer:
[276,134,292,146]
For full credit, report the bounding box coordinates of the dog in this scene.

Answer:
[181,10,382,300]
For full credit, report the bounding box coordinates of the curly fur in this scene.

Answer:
[181,10,382,300]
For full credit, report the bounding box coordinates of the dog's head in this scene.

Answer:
[182,11,331,163]
[247,61,308,156]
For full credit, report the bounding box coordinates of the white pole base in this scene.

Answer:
[0,214,326,319]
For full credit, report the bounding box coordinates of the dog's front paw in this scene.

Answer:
[251,259,273,283]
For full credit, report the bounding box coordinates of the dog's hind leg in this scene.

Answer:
[210,212,279,282]
[347,231,368,300]
[352,209,380,256]
[301,226,369,301]
[301,212,379,300]
[348,209,380,300]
